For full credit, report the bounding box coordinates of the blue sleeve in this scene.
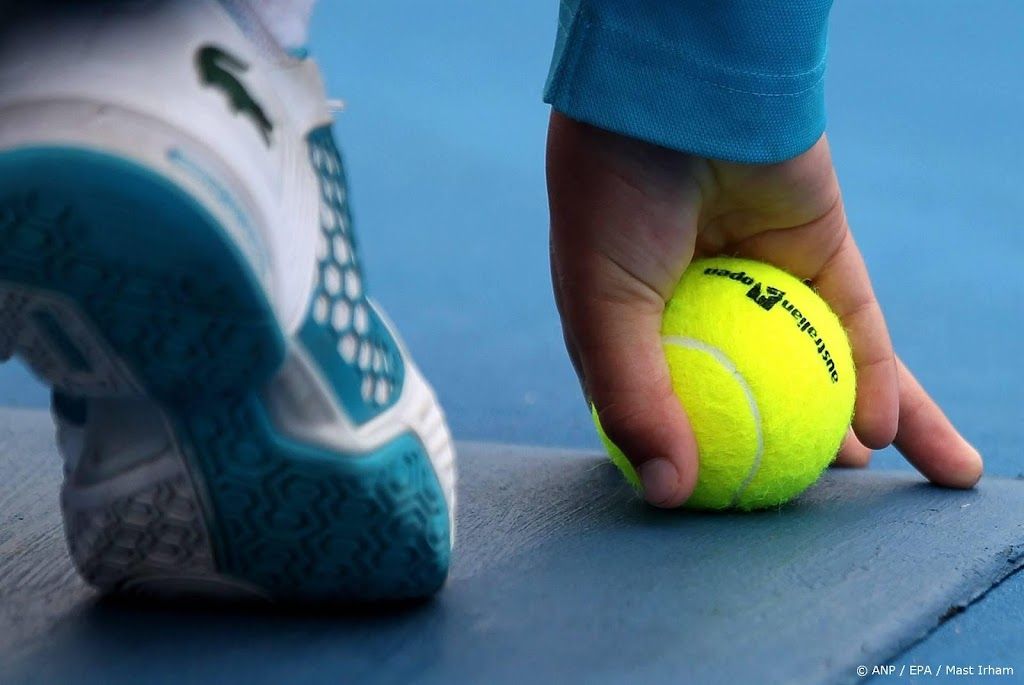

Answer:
[544,0,833,164]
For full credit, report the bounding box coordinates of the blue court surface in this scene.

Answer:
[1,1,1023,683]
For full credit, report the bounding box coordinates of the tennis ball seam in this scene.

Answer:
[662,335,764,507]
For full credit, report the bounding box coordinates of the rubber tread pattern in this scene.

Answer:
[183,398,450,600]
[64,472,218,590]
[0,146,451,600]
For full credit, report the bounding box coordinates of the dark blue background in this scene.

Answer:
[1,0,1020,671]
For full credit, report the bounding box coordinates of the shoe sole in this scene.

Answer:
[0,147,451,601]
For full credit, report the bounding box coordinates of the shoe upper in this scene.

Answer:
[0,0,457,548]
[0,0,329,333]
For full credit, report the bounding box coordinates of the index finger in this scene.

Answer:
[811,229,900,450]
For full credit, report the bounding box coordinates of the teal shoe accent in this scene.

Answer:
[0,147,284,401]
[0,146,449,600]
[182,396,451,600]
[299,126,405,425]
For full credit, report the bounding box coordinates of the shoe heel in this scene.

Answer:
[0,146,285,403]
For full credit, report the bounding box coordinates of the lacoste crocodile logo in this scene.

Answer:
[196,45,274,145]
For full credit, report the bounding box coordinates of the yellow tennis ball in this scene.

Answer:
[594,257,856,510]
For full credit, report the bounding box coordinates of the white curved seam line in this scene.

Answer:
[662,335,764,506]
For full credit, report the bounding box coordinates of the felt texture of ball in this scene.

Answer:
[593,257,856,510]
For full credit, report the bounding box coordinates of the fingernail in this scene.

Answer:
[639,458,678,507]
[963,445,984,486]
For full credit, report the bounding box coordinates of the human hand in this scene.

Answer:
[546,112,983,507]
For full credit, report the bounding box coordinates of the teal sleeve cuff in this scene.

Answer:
[544,0,833,164]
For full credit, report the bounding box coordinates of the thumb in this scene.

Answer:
[546,112,705,508]
[564,257,700,508]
